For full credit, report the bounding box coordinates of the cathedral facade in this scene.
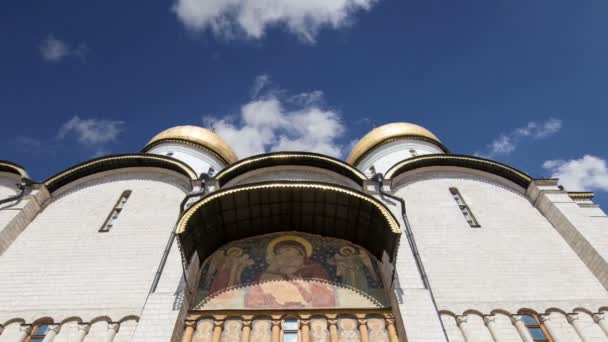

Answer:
[1,122,607,342]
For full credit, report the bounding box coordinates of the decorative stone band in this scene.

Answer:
[184,308,398,342]
[567,191,595,201]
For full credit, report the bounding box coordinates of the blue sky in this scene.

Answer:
[1,0,608,208]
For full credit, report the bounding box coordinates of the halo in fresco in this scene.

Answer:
[195,232,388,310]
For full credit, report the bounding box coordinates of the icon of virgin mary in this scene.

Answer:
[245,235,336,308]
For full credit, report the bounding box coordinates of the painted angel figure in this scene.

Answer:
[333,246,379,292]
[206,246,254,294]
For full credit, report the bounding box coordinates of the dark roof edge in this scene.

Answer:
[44,153,197,193]
[385,154,532,189]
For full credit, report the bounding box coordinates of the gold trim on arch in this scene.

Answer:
[176,182,401,235]
[0,161,28,178]
[215,152,367,183]
[44,154,197,191]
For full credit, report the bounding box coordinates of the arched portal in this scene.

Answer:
[177,182,402,342]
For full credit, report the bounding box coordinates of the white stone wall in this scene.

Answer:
[391,168,608,341]
[0,168,189,341]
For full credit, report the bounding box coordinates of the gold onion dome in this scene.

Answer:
[145,125,238,164]
[347,122,444,165]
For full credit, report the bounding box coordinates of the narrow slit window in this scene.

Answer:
[409,149,418,157]
[449,187,480,227]
[99,190,132,232]
[283,318,299,342]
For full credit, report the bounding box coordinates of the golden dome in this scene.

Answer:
[145,125,238,164]
[346,122,444,165]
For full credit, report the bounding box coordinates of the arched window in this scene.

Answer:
[283,318,299,342]
[27,320,52,342]
[518,310,552,342]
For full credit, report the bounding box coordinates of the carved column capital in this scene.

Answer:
[213,320,225,328]
[271,319,282,328]
[241,319,252,328]
[482,315,496,325]
[593,313,606,323]
[455,315,468,326]
[107,322,120,333]
[510,315,523,324]
[327,318,338,327]
[566,313,580,324]
[184,320,197,328]
[20,324,32,334]
[47,324,61,333]
[357,318,368,327]
[539,314,551,323]
[77,323,91,333]
[299,319,310,327]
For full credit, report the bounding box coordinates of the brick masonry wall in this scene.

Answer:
[0,168,189,341]
[391,168,608,341]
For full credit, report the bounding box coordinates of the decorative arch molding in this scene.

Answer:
[0,160,28,178]
[176,181,401,265]
[44,154,197,193]
[385,154,532,189]
[215,152,367,187]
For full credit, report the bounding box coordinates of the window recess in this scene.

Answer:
[449,187,480,227]
[99,190,132,232]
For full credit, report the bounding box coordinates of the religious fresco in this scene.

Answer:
[195,232,388,310]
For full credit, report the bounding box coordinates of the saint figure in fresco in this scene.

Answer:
[332,246,378,292]
[245,235,336,308]
[206,247,254,294]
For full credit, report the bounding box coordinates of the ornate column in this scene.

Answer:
[483,315,501,342]
[41,324,61,342]
[182,320,197,342]
[357,318,369,342]
[593,313,608,337]
[383,314,399,342]
[271,319,281,342]
[212,320,224,342]
[241,319,252,342]
[511,315,534,342]
[17,324,32,342]
[300,317,310,342]
[75,323,91,342]
[327,318,338,342]
[456,315,474,342]
[104,322,120,342]
[567,313,590,342]
[539,315,562,342]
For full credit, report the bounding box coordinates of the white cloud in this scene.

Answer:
[57,116,125,146]
[40,34,87,62]
[204,75,345,158]
[478,118,562,158]
[172,0,378,43]
[543,155,608,192]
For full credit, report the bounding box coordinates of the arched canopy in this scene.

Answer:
[215,152,368,187]
[385,154,532,189]
[177,181,401,264]
[0,160,28,178]
[44,154,197,193]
